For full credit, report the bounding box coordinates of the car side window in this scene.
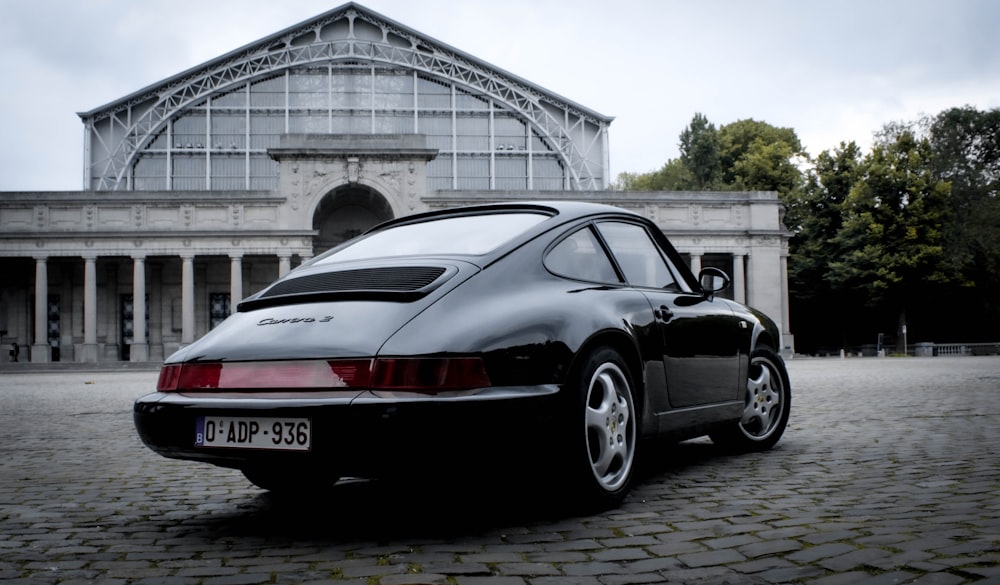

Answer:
[545,227,621,283]
[596,221,679,290]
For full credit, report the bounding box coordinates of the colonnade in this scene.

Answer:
[23,250,302,363]
[687,252,748,304]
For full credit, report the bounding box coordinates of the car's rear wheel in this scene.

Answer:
[710,347,790,451]
[241,466,339,493]
[562,347,638,509]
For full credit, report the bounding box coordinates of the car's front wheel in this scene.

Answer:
[710,347,790,451]
[562,347,638,509]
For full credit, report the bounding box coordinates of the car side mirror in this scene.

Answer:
[699,267,731,296]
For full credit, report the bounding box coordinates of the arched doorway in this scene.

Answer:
[312,186,394,255]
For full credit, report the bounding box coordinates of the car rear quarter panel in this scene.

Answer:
[378,244,660,392]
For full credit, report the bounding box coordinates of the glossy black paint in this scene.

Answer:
[134,201,783,481]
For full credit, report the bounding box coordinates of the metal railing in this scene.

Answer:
[916,342,1000,357]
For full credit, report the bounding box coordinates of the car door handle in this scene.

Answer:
[654,305,674,321]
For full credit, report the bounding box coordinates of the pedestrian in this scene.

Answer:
[9,341,18,362]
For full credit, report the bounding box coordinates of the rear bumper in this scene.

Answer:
[133,385,561,477]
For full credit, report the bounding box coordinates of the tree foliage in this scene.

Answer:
[827,131,953,328]
[613,159,692,191]
[619,107,1000,351]
[719,119,804,192]
[623,113,806,197]
[928,106,1000,329]
[678,113,722,189]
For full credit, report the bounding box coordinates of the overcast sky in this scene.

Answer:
[1,0,998,191]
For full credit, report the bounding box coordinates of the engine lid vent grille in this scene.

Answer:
[262,266,447,297]
[238,266,452,312]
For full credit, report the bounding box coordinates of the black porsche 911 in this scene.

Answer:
[134,200,790,508]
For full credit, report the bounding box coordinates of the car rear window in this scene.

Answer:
[315,212,548,263]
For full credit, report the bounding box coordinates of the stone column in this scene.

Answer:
[732,254,746,304]
[181,254,195,345]
[278,253,292,278]
[780,254,794,354]
[31,256,49,363]
[81,255,99,363]
[689,252,702,278]
[131,255,149,362]
[230,253,244,311]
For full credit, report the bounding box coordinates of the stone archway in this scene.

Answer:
[312,186,394,254]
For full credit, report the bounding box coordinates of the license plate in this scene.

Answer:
[195,416,311,451]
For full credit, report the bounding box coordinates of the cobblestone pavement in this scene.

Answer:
[1,356,999,585]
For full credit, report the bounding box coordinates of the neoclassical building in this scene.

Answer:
[0,2,792,364]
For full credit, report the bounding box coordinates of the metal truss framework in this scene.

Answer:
[82,4,612,191]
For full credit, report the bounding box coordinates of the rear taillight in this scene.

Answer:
[156,357,490,393]
[156,360,371,391]
[370,357,491,391]
[156,364,182,391]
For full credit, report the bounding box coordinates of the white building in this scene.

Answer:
[0,2,792,364]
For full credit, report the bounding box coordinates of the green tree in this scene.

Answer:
[927,106,1000,339]
[786,142,862,351]
[613,159,692,191]
[718,119,805,194]
[827,129,954,350]
[678,113,722,189]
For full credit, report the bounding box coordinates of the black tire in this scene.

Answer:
[710,347,791,452]
[241,466,339,493]
[561,347,639,509]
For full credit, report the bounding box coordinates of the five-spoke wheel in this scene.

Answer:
[585,360,636,493]
[711,347,790,451]
[562,347,638,509]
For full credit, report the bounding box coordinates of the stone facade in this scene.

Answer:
[0,184,792,363]
[0,3,793,363]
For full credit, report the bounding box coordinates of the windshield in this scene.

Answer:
[315,212,548,264]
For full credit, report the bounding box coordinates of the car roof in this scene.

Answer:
[368,200,642,233]
[305,200,653,271]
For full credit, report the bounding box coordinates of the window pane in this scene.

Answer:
[288,71,328,108]
[211,156,245,190]
[250,77,284,108]
[455,116,488,150]
[174,113,206,149]
[373,72,414,109]
[545,227,620,283]
[211,113,246,150]
[597,222,677,289]
[173,155,206,190]
[249,115,283,149]
[134,156,167,190]
[317,212,549,263]
[456,156,488,189]
[417,76,451,109]
[289,113,328,133]
[248,155,278,190]
[534,158,565,190]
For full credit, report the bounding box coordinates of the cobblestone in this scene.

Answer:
[1,356,999,583]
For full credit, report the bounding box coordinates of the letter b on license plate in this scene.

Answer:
[195,416,311,451]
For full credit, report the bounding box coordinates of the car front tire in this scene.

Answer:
[710,347,790,452]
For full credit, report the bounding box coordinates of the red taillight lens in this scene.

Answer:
[370,357,491,391]
[156,359,372,392]
[156,364,182,391]
[155,357,490,393]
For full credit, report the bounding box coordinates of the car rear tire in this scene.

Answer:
[710,347,790,452]
[562,347,638,509]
